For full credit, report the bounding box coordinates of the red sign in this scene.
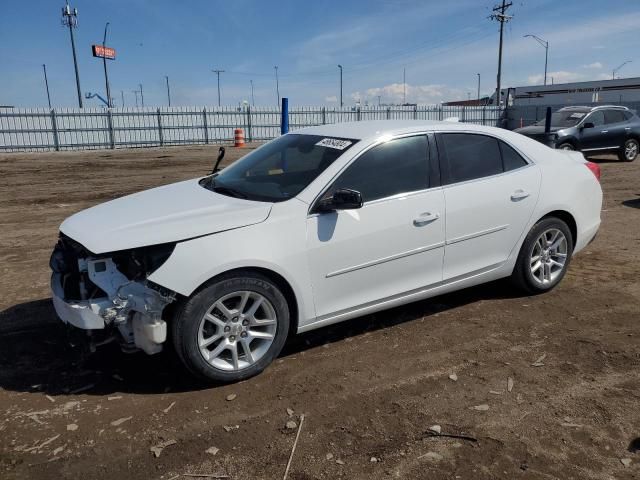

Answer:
[92,45,116,60]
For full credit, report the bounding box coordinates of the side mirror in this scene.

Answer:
[316,188,363,213]
[582,122,594,129]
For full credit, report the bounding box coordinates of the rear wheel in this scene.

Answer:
[619,138,638,162]
[171,272,290,383]
[511,217,574,294]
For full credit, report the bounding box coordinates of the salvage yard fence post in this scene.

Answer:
[156,108,164,147]
[202,108,209,144]
[50,109,60,152]
[106,109,115,149]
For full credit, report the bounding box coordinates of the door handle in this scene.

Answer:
[413,212,440,226]
[600,130,608,133]
[511,189,530,201]
[625,127,631,130]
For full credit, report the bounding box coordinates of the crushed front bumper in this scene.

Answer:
[51,256,175,354]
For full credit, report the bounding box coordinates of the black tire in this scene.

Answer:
[511,217,574,295]
[618,138,639,162]
[557,142,575,151]
[171,271,290,383]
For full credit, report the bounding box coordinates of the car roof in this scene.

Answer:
[293,120,507,141]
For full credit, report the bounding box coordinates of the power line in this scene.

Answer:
[489,0,512,107]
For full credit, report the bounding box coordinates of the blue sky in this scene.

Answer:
[1,0,639,108]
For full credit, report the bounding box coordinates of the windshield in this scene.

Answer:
[202,134,358,202]
[535,111,587,128]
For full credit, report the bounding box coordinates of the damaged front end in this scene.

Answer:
[50,234,177,355]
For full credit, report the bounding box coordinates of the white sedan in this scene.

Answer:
[50,120,602,382]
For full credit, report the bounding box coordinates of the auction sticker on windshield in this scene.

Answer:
[316,138,352,150]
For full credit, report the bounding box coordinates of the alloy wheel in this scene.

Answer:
[625,140,638,160]
[530,228,568,285]
[197,291,277,371]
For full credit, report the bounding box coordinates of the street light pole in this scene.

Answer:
[612,60,632,80]
[42,64,52,109]
[274,66,280,107]
[61,1,83,108]
[139,83,144,107]
[337,64,343,107]
[477,73,481,103]
[165,76,171,106]
[121,90,125,107]
[102,22,112,107]
[524,34,549,85]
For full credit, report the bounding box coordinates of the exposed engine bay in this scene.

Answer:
[50,234,177,354]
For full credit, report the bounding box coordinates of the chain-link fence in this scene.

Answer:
[0,105,504,153]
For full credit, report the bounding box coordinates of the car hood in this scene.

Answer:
[515,125,562,135]
[60,178,273,253]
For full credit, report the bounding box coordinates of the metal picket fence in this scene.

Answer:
[0,105,504,152]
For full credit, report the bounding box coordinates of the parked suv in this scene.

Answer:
[515,105,640,161]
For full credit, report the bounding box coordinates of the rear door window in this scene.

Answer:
[604,109,626,124]
[439,133,503,183]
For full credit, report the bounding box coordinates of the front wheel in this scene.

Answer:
[619,138,639,162]
[171,272,290,383]
[511,218,574,294]
[557,142,575,151]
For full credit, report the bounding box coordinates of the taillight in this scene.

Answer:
[585,162,601,181]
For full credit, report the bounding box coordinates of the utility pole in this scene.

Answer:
[165,76,171,106]
[42,64,52,109]
[211,69,224,106]
[132,89,139,107]
[337,64,343,107]
[524,34,549,85]
[477,73,481,103]
[139,83,144,107]
[489,0,512,107]
[274,66,280,107]
[612,60,631,80]
[250,79,255,107]
[102,22,112,107]
[403,67,406,104]
[61,1,83,108]
[121,90,125,107]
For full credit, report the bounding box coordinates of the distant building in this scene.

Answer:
[442,98,491,107]
[488,77,640,106]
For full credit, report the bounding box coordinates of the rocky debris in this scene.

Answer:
[107,396,122,401]
[110,416,132,427]
[150,439,177,458]
[428,425,442,435]
[418,451,443,462]
[489,390,503,395]
[286,408,294,416]
[205,446,219,456]
[620,458,632,468]
[285,420,297,430]
[370,456,378,463]
[52,445,64,456]
[45,395,55,403]
[507,377,514,392]
[225,394,237,401]
[223,425,239,432]
[325,453,333,460]
[471,404,490,411]
[163,401,176,413]
[66,424,78,431]
[23,434,61,453]
[531,354,546,367]
[336,459,345,465]
[449,373,458,382]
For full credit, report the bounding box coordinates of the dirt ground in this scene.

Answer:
[0,144,639,480]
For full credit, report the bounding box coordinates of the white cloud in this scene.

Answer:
[350,83,466,105]
[582,62,603,69]
[527,71,585,85]
[325,95,337,103]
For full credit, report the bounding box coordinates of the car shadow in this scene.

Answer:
[622,194,640,209]
[583,154,619,164]
[0,281,524,396]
